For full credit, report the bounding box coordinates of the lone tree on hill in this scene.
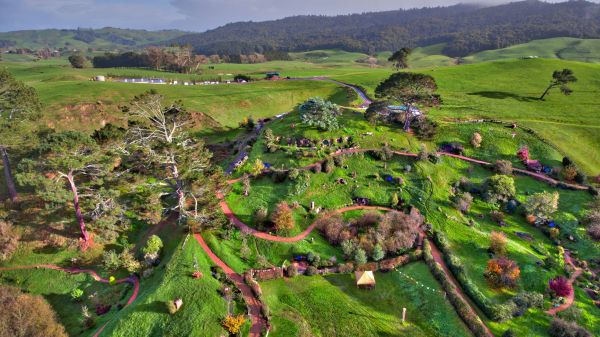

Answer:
[388,47,412,70]
[299,97,341,131]
[0,68,41,202]
[539,69,577,100]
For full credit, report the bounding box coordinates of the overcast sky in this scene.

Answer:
[0,0,594,33]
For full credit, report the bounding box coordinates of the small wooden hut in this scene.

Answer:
[355,271,376,289]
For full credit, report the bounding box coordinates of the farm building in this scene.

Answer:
[355,271,376,289]
[266,72,281,80]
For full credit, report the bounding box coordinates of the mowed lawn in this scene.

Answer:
[261,262,472,337]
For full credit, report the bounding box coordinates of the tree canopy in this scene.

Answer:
[375,72,439,106]
[299,97,341,131]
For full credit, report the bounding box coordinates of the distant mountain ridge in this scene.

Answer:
[168,0,600,57]
[1,1,600,57]
[0,27,187,50]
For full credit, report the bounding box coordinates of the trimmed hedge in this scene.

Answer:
[423,241,490,337]
[432,231,500,320]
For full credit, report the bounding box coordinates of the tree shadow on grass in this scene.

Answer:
[135,300,167,314]
[468,91,538,102]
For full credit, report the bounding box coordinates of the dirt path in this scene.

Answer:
[0,264,139,337]
[216,196,497,335]
[193,233,266,337]
[545,250,583,315]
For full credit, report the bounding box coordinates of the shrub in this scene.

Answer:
[484,257,520,289]
[549,276,572,297]
[494,160,513,175]
[222,315,246,334]
[102,250,121,271]
[142,235,163,255]
[390,192,400,208]
[517,146,529,161]
[354,248,368,265]
[490,210,505,224]
[454,192,473,213]
[412,117,438,140]
[417,143,429,161]
[0,286,67,337]
[255,207,268,225]
[493,301,517,322]
[288,168,300,180]
[561,165,578,181]
[513,291,544,309]
[271,202,295,231]
[333,155,345,167]
[70,288,84,301]
[338,262,354,273]
[263,128,277,152]
[587,223,600,241]
[372,244,385,261]
[484,175,516,204]
[341,240,355,258]
[0,220,18,261]
[490,231,508,256]
[120,250,141,273]
[305,266,318,276]
[548,318,592,337]
[323,158,334,173]
[524,192,559,221]
[286,264,298,277]
[251,159,265,176]
[471,132,482,148]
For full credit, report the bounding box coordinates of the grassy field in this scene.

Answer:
[329,58,600,175]
[261,262,472,337]
[464,38,600,64]
[103,230,231,337]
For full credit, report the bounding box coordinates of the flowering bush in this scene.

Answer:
[517,146,529,161]
[549,276,572,297]
[222,315,246,334]
[484,257,520,289]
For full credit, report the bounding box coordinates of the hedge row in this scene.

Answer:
[423,241,490,337]
[432,231,501,320]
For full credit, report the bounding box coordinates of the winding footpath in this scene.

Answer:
[0,264,139,337]
[216,193,496,336]
[545,250,583,315]
[193,233,266,337]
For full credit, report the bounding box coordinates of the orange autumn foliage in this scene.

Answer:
[484,257,520,289]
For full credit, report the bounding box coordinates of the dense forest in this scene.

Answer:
[168,1,600,57]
